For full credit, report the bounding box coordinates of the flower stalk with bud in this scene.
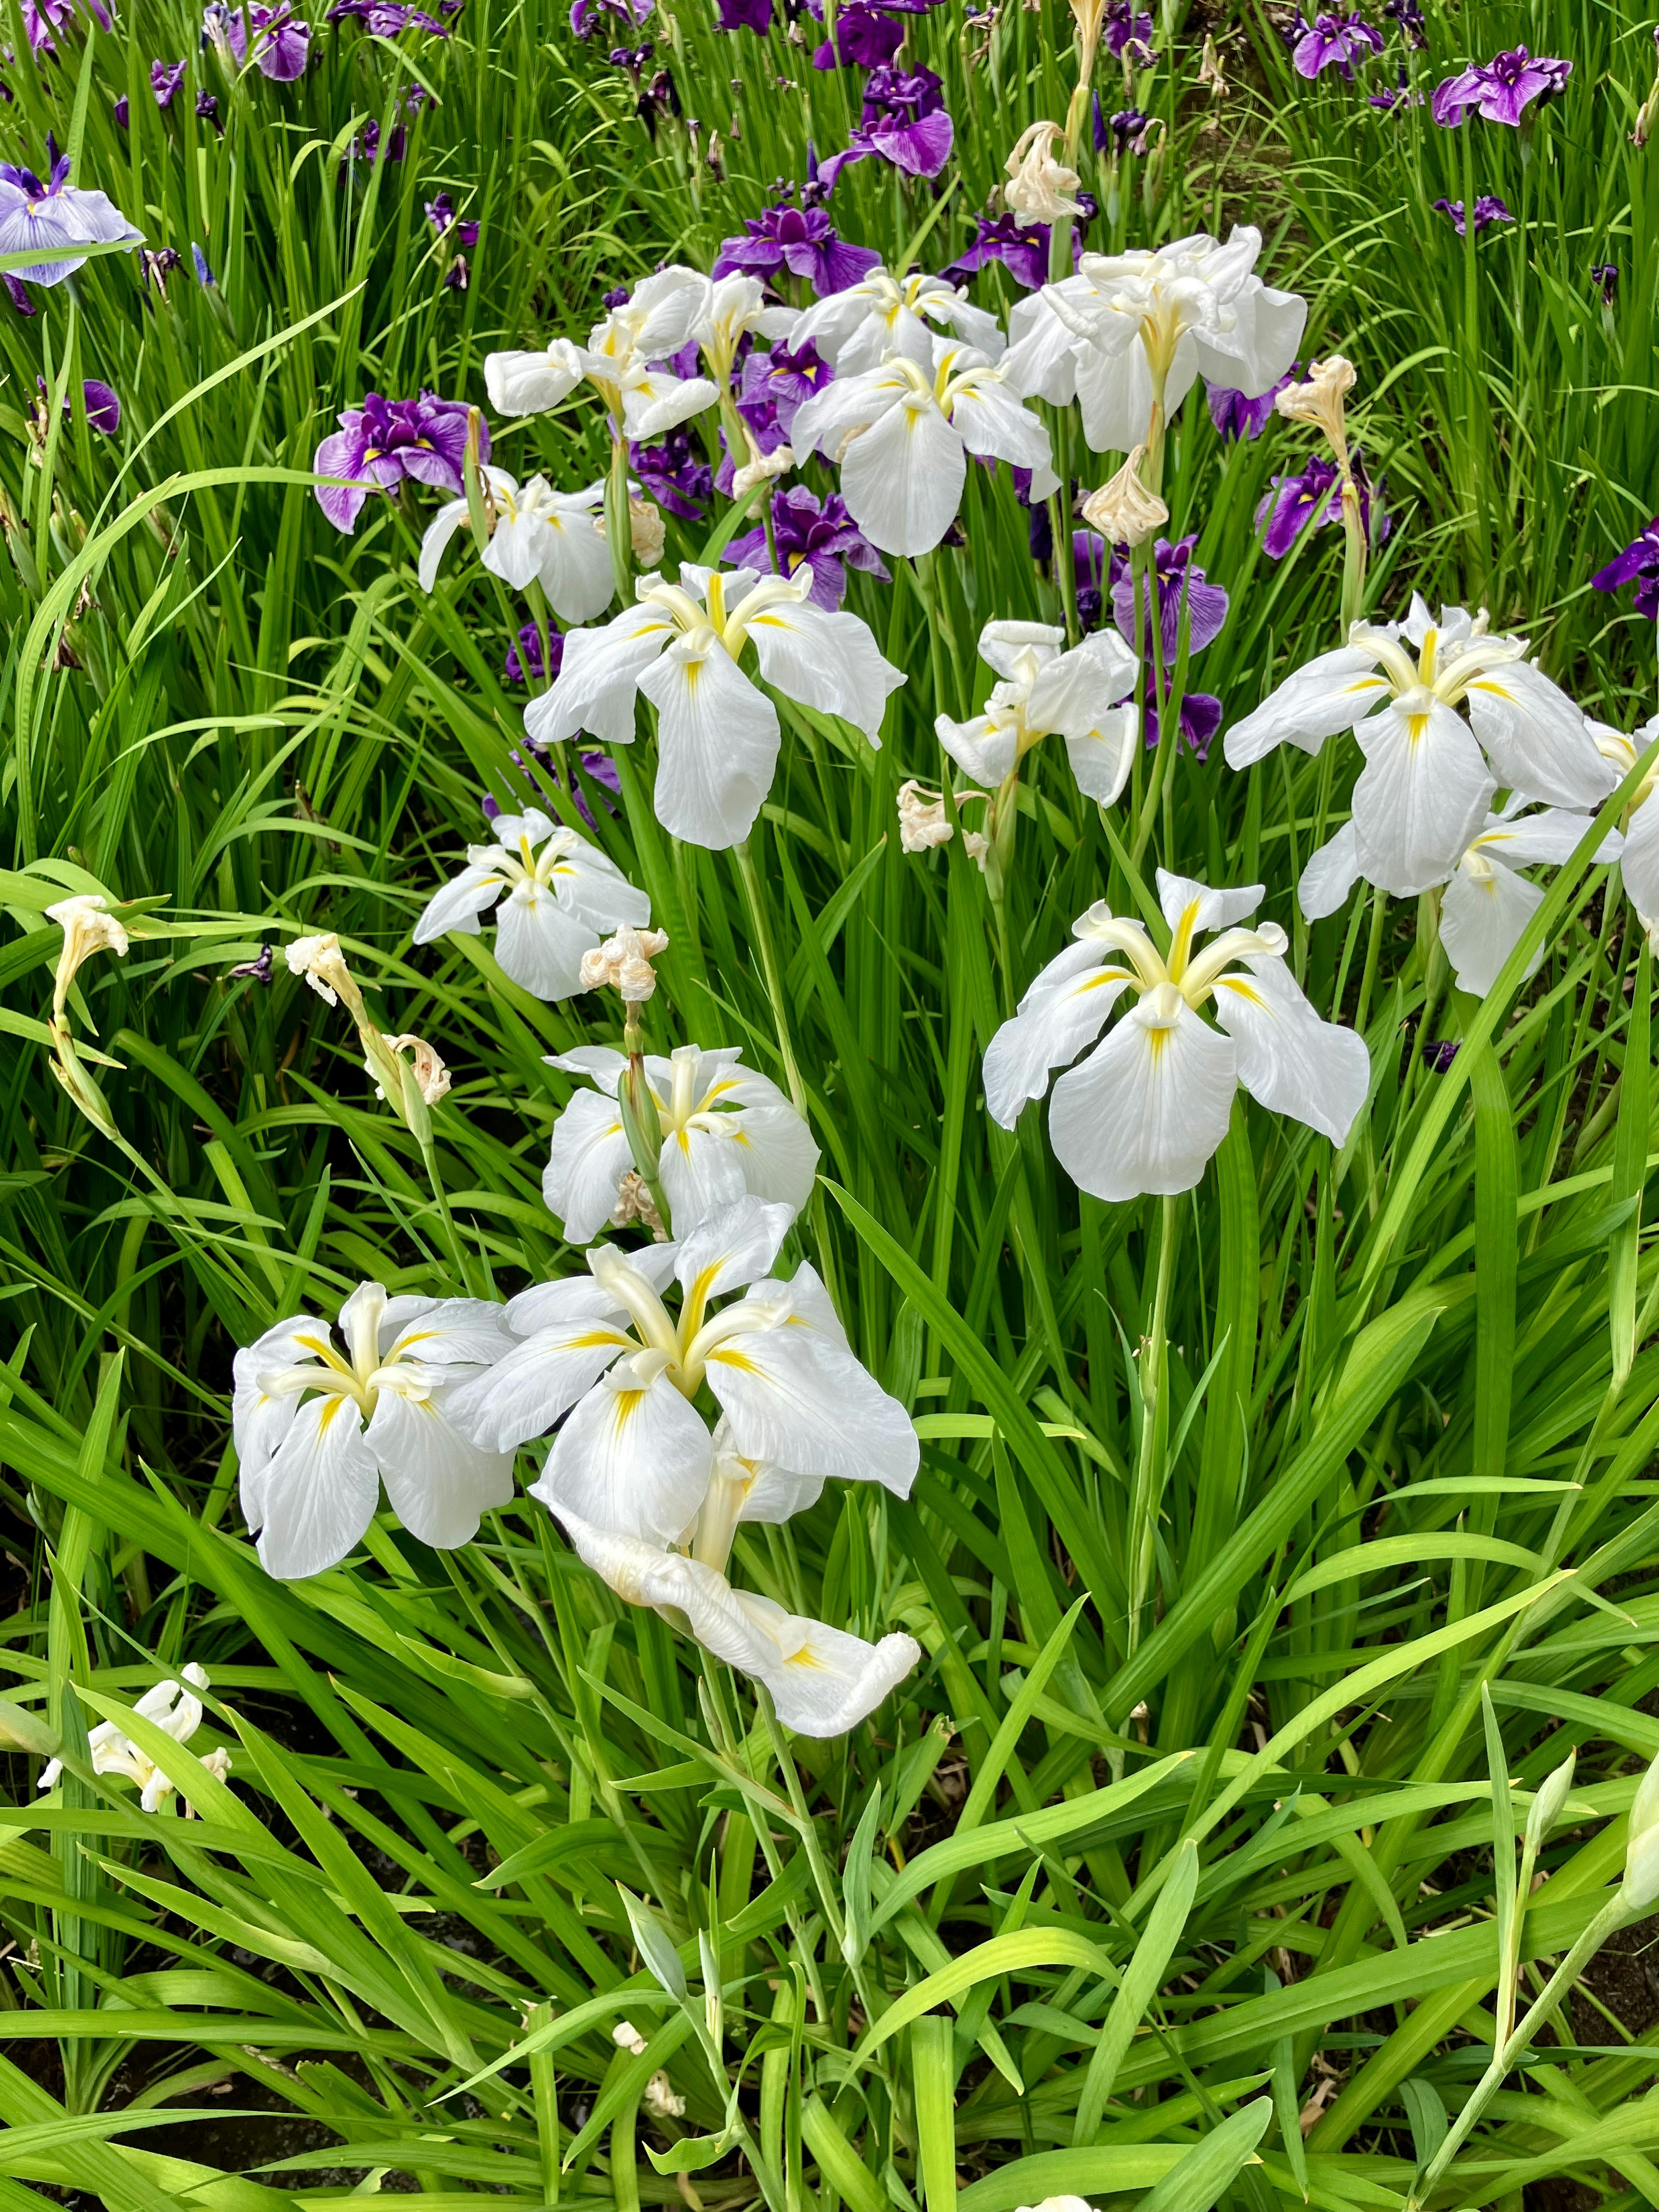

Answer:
[43,893,129,1140]
[580,923,677,1233]
[1275,355,1368,636]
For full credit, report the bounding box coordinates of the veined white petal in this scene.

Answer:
[1473,806,1611,869]
[1156,871,1264,938]
[659,1120,751,1233]
[494,884,596,999]
[255,1393,381,1580]
[630,265,715,355]
[837,395,966,557]
[1049,988,1236,1200]
[1071,329,1163,456]
[368,1389,515,1549]
[744,596,906,744]
[1622,790,1659,918]
[622,372,721,442]
[1298,822,1363,921]
[447,1312,635,1453]
[1210,958,1370,1143]
[543,1087,635,1244]
[1223,649,1391,769]
[1463,661,1617,811]
[641,636,779,850]
[1001,286,1087,405]
[483,508,553,593]
[936,710,1019,789]
[982,942,1131,1127]
[232,1315,330,1531]
[528,603,675,749]
[384,1297,513,1369]
[1063,707,1140,805]
[676,1195,796,1305]
[505,1276,632,1335]
[535,505,616,626]
[727,1097,821,1214]
[485,342,583,416]
[1351,697,1494,897]
[418,498,468,594]
[413,862,505,945]
[948,377,1056,490]
[533,1354,714,1545]
[734,1590,920,1737]
[1440,855,1545,998]
[550,839,653,933]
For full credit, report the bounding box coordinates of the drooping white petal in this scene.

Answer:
[1048,987,1236,1201]
[676,1196,796,1305]
[446,1309,635,1453]
[1351,697,1495,897]
[505,1275,633,1335]
[493,884,597,999]
[535,1351,715,1544]
[1189,276,1306,397]
[947,375,1058,496]
[551,1508,779,1675]
[543,1088,635,1243]
[629,265,715,356]
[1001,283,1092,405]
[486,341,584,416]
[232,1316,330,1531]
[983,945,1133,1127]
[623,370,723,443]
[1440,855,1545,998]
[1298,822,1363,921]
[254,1393,382,1580]
[418,497,468,594]
[1071,327,1165,456]
[640,634,780,849]
[368,1389,516,1549]
[1025,629,1138,739]
[413,862,506,945]
[545,1045,628,1095]
[726,1094,823,1215]
[837,394,966,558]
[743,592,906,743]
[549,838,653,933]
[1210,958,1370,1144]
[1223,649,1392,769]
[936,710,1020,789]
[533,500,617,626]
[734,1590,921,1737]
[788,369,894,462]
[1463,661,1617,812]
[1063,709,1140,805]
[527,603,677,749]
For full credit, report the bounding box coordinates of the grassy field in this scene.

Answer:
[5,0,1659,2204]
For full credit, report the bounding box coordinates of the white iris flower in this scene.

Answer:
[789,338,1058,558]
[525,563,905,850]
[232,1285,514,1580]
[692,272,797,387]
[1002,226,1306,454]
[542,1042,820,1243]
[38,1665,229,1813]
[1224,597,1616,897]
[418,467,614,626]
[789,267,1004,377]
[937,619,1141,807]
[985,872,1370,1200]
[413,808,651,1002]
[1590,715,1659,924]
[485,267,719,439]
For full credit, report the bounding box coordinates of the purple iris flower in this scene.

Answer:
[725,484,889,610]
[737,337,833,437]
[426,192,480,246]
[229,944,276,984]
[313,391,483,533]
[818,66,953,189]
[1108,536,1230,667]
[343,117,407,167]
[196,89,222,131]
[37,375,121,433]
[570,0,651,32]
[1368,67,1423,110]
[1592,262,1618,305]
[942,209,1078,292]
[715,0,772,27]
[1592,520,1659,619]
[636,66,680,139]
[20,0,111,52]
[192,240,217,286]
[326,0,455,31]
[1093,97,1152,153]
[202,0,313,79]
[1382,0,1425,48]
[1256,449,1389,559]
[0,144,143,286]
[811,0,921,67]
[152,58,187,106]
[1432,48,1572,127]
[1206,365,1299,441]
[113,95,130,128]
[629,426,713,519]
[505,621,565,683]
[1102,0,1155,60]
[713,202,879,295]
[1290,11,1382,80]
[1431,194,1513,236]
[1144,688,1223,760]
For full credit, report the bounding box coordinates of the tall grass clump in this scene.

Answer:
[5,0,1659,2205]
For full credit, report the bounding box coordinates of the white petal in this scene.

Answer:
[494,884,596,999]
[733,1456,827,1525]
[1440,858,1545,998]
[1473,807,1610,868]
[486,343,582,416]
[736,1591,920,1736]
[527,603,675,749]
[1223,649,1392,769]
[1001,286,1085,405]
[937,711,1020,789]
[532,1356,714,1544]
[1298,822,1363,921]
[1063,708,1140,805]
[535,506,617,626]
[676,1195,796,1304]
[368,1389,515,1548]
[505,1276,630,1335]
[1156,871,1264,937]
[982,942,1131,1127]
[948,377,1056,489]
[255,1393,381,1580]
[232,1316,329,1529]
[1026,629,1138,738]
[1351,699,1495,896]
[418,499,468,593]
[788,366,894,460]
[744,595,905,743]
[483,509,550,592]
[725,1097,820,1214]
[838,396,966,558]
[547,838,653,933]
[621,372,721,442]
[659,1121,751,1233]
[545,1044,627,1094]
[1622,791,1659,918]
[1210,959,1370,1143]
[640,636,779,850]
[979,619,1064,679]
[1049,994,1236,1201]
[384,1298,512,1368]
[1071,329,1162,456]
[542,1088,635,1244]
[447,1312,634,1452]
[630,265,714,355]
[413,862,505,945]
[1463,662,1617,811]
[551,1509,777,1673]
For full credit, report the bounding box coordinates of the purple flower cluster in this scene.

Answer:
[943,210,1078,292]
[727,485,889,609]
[818,64,953,188]
[313,391,483,533]
[19,0,111,53]
[505,620,564,683]
[1432,47,1571,127]
[1431,194,1513,237]
[327,0,461,32]
[1256,450,1389,560]
[1103,0,1156,64]
[810,0,935,70]
[1094,97,1153,154]
[713,202,879,295]
[631,426,714,520]
[1289,11,1382,82]
[201,0,312,79]
[1593,521,1659,620]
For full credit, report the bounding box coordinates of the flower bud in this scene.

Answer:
[1622,1748,1659,1911]
[1077,445,1168,547]
[1003,121,1083,228]
[1524,1748,1576,1853]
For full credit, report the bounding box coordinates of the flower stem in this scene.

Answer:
[1125,1192,1179,1665]
[733,833,807,1116]
[604,428,633,607]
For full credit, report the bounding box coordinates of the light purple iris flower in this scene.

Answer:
[726,484,889,610]
[20,0,111,52]
[1592,521,1659,620]
[1431,194,1513,236]
[1256,449,1389,559]
[570,0,651,32]
[737,337,833,438]
[0,145,143,286]
[201,0,313,78]
[1432,47,1572,127]
[1290,11,1382,80]
[313,391,484,532]
[942,209,1079,292]
[327,0,458,31]
[818,66,953,189]
[712,202,880,295]
[153,58,188,105]
[1206,366,1300,441]
[1109,536,1229,667]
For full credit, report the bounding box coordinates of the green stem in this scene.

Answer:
[1125,1192,1179,1667]
[605,430,633,607]
[733,834,807,1116]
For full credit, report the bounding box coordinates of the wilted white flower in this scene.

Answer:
[38,1665,228,1814]
[417,467,615,626]
[985,873,1370,1200]
[579,923,671,1003]
[611,1170,667,1238]
[789,267,1004,377]
[1077,447,1168,548]
[645,2072,686,2119]
[527,563,904,849]
[791,337,1058,557]
[1003,121,1083,226]
[629,496,666,566]
[1224,597,1617,896]
[45,893,129,1017]
[485,267,719,441]
[896,779,954,852]
[542,1042,818,1243]
[731,434,794,500]
[232,1284,514,1580]
[413,809,652,1003]
[369,1032,452,1107]
[1276,355,1357,460]
[284,931,355,1008]
[1003,226,1306,454]
[613,2021,651,2057]
[937,620,1141,807]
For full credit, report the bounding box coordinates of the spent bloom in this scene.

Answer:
[232,1284,514,1580]
[528,562,904,848]
[1003,121,1084,227]
[791,336,1058,557]
[726,484,890,610]
[542,1043,817,1241]
[45,893,128,1027]
[1432,195,1514,237]
[1002,227,1306,456]
[38,1665,229,1813]
[712,204,880,299]
[578,921,669,1001]
[0,146,143,286]
[413,806,651,1001]
[985,873,1370,1200]
[418,466,613,625]
[313,392,481,534]
[788,266,1004,377]
[1432,47,1572,127]
[485,268,718,439]
[1224,595,1615,895]
[1592,520,1659,620]
[937,620,1141,808]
